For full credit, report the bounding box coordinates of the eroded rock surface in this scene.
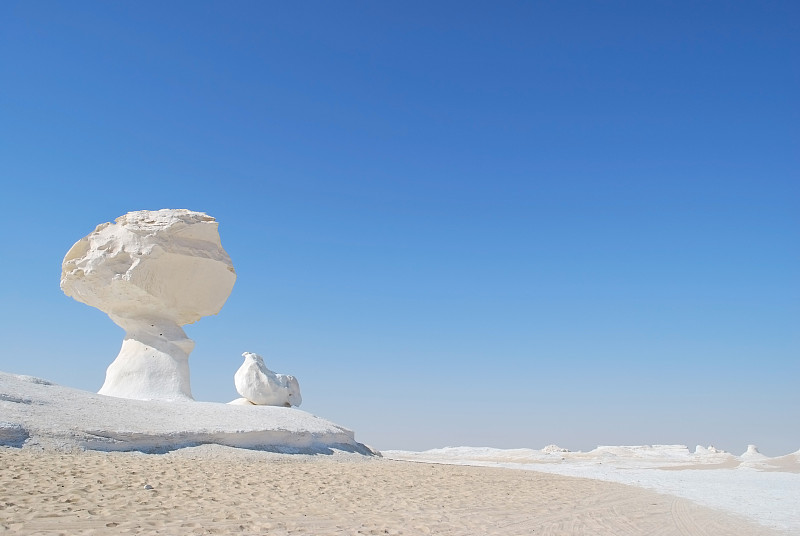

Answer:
[233,352,302,407]
[61,209,236,401]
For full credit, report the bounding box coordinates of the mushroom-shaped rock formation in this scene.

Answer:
[741,444,767,460]
[233,352,302,407]
[60,209,236,401]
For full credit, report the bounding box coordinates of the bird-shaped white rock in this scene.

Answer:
[234,352,302,407]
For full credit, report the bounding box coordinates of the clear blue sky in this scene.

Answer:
[1,1,797,455]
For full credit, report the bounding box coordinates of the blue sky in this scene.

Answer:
[1,1,797,455]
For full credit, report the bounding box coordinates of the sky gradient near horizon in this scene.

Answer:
[1,1,798,455]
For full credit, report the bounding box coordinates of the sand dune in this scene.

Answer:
[0,446,783,536]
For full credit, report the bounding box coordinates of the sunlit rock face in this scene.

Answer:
[233,352,302,407]
[60,209,236,401]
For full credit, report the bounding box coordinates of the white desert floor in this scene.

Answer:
[1,371,798,535]
[384,445,800,534]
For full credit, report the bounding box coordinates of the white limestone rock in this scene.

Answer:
[234,352,302,407]
[741,444,767,460]
[60,209,236,401]
[228,397,256,406]
[695,444,727,455]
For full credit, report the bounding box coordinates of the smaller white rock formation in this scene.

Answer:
[233,352,302,407]
[695,445,726,455]
[542,444,570,453]
[741,444,767,460]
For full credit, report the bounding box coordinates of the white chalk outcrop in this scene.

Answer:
[0,372,373,454]
[740,444,768,461]
[695,444,726,455]
[233,352,302,407]
[60,209,236,401]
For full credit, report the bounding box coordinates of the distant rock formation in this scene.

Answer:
[741,444,767,460]
[61,209,236,401]
[695,445,726,455]
[233,352,302,407]
[542,444,570,453]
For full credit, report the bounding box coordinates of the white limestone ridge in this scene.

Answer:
[233,352,302,407]
[695,444,726,455]
[60,209,236,401]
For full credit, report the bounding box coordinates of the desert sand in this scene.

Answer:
[0,446,783,536]
[384,446,800,532]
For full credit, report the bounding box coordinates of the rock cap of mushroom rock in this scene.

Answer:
[61,209,236,326]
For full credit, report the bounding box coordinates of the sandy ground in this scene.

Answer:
[0,446,784,536]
